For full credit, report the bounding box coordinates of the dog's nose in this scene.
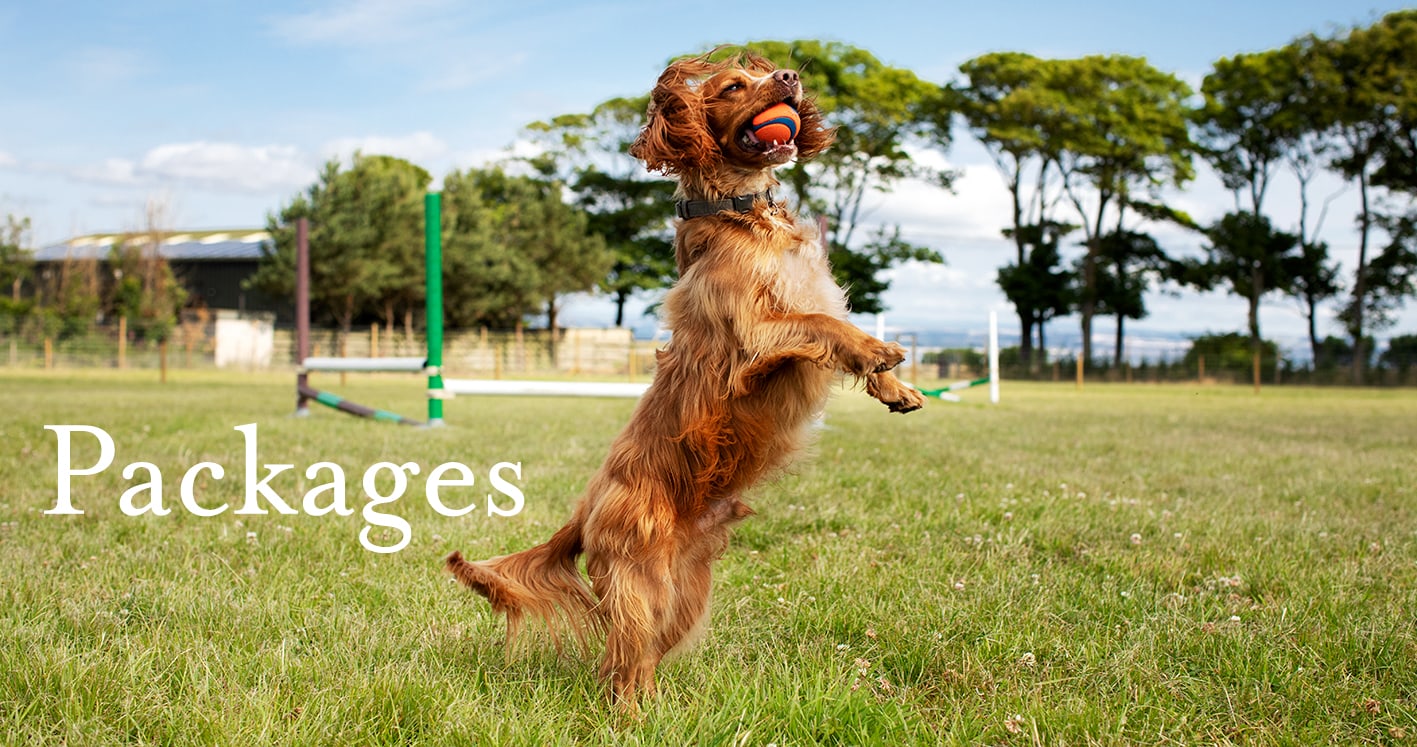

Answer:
[772,69,800,87]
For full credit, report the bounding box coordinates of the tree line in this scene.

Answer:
[252,18,1415,383]
[954,12,1417,384]
[3,14,1414,383]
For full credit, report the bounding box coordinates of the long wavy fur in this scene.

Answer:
[447,48,923,709]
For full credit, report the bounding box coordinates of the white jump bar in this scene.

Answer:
[442,379,649,398]
[302,356,426,373]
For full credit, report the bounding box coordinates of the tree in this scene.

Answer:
[1197,212,1300,389]
[1284,239,1343,366]
[1183,332,1281,382]
[1338,210,1417,349]
[0,215,33,335]
[996,221,1075,362]
[441,169,534,329]
[1052,55,1196,367]
[106,201,188,343]
[1301,11,1417,381]
[1092,230,1172,367]
[1,215,30,299]
[1312,334,1372,373]
[1379,333,1417,374]
[525,96,677,327]
[253,154,431,335]
[441,167,610,355]
[1194,50,1304,215]
[955,52,1075,369]
[740,40,950,314]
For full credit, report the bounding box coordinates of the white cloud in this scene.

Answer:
[138,142,314,192]
[266,0,456,46]
[322,131,450,163]
[0,151,15,169]
[74,158,140,186]
[868,165,1015,245]
[71,143,315,193]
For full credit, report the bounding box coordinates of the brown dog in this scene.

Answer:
[447,51,925,707]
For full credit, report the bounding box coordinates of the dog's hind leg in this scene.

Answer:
[657,499,749,659]
[657,560,713,660]
[588,550,668,709]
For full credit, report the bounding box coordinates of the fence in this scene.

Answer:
[6,321,1416,388]
[989,354,1417,387]
[0,320,660,380]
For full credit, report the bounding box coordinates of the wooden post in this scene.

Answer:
[117,316,127,369]
[1253,350,1261,394]
[295,217,311,415]
[339,334,348,387]
[44,337,53,369]
[515,323,525,372]
[1052,361,1060,382]
[160,339,168,383]
[1075,354,1084,391]
[371,323,379,358]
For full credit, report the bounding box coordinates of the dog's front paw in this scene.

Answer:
[846,340,906,376]
[872,341,908,373]
[886,386,926,414]
[866,373,926,413]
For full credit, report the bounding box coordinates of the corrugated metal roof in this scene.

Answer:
[34,230,270,262]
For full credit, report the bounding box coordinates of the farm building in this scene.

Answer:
[30,229,290,323]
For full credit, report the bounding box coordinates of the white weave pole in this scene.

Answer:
[301,356,427,373]
[442,378,648,398]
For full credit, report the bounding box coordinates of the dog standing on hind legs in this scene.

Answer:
[446,50,926,708]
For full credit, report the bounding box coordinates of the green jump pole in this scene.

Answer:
[425,192,446,427]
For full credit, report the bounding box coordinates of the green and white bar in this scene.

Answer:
[915,312,999,404]
[442,379,649,398]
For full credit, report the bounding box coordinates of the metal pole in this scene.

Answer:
[295,217,310,417]
[425,193,445,427]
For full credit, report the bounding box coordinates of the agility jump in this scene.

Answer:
[914,311,1000,404]
[293,193,648,427]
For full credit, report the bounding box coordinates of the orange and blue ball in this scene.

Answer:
[750,103,800,144]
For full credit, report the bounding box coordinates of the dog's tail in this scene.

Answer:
[446,514,599,652]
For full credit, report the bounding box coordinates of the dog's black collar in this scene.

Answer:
[674,191,774,220]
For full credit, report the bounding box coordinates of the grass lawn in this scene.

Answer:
[1,369,1413,745]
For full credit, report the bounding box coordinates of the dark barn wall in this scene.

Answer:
[171,260,292,325]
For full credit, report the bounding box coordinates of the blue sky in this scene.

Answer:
[2,1,1413,354]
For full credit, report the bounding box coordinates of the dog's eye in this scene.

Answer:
[721,82,744,95]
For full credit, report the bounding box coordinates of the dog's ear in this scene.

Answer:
[791,96,835,163]
[629,61,721,175]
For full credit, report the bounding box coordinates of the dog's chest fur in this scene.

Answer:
[755,213,849,320]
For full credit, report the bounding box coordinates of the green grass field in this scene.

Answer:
[1,369,1413,745]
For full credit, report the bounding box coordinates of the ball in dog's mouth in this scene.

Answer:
[741,102,800,154]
